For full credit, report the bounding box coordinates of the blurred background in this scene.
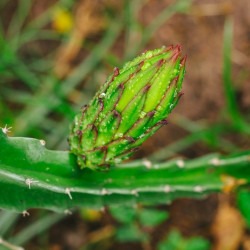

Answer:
[0,0,249,249]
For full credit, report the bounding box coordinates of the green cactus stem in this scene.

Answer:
[0,130,249,213]
[70,45,186,171]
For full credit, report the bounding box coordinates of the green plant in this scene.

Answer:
[110,205,168,243]
[237,190,250,228]
[0,128,249,212]
[157,230,211,250]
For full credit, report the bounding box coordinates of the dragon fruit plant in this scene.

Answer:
[1,45,248,214]
[69,45,186,171]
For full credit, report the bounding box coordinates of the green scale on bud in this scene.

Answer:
[69,45,187,171]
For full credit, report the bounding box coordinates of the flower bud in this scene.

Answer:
[70,45,186,171]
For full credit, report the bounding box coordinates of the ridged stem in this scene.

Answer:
[0,131,249,212]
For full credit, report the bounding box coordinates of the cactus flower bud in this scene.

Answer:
[70,45,186,171]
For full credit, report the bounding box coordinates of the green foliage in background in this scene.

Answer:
[158,230,211,250]
[237,190,250,228]
[110,206,168,243]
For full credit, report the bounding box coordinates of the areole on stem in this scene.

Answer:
[69,45,187,171]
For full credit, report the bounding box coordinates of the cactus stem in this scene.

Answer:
[154,164,160,169]
[1,127,249,211]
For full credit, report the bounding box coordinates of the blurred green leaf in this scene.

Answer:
[237,190,250,228]
[0,211,19,237]
[109,206,136,224]
[158,230,210,250]
[186,237,211,250]
[1,129,250,212]
[9,213,65,245]
[158,230,182,250]
[138,208,168,227]
[115,224,148,243]
[223,18,250,134]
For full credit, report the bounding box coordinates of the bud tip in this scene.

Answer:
[164,45,173,52]
[114,67,120,77]
[181,55,187,65]
[178,92,184,98]
[174,44,182,53]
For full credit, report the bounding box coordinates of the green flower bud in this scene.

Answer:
[70,45,186,171]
